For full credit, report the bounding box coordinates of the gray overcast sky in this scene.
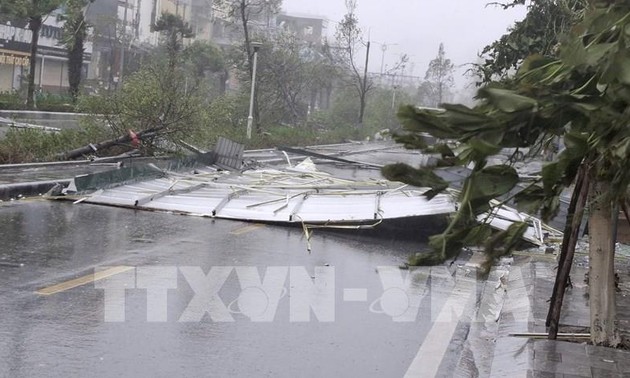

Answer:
[282,0,527,88]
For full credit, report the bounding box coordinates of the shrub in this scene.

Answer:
[35,92,76,112]
[0,91,25,110]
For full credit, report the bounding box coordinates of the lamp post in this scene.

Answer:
[246,42,262,139]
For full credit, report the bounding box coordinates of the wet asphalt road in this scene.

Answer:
[0,199,475,377]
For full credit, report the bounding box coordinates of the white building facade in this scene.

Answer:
[0,12,93,93]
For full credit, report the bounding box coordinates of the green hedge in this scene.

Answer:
[0,91,76,112]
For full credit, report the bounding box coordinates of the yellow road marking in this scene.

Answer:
[230,223,266,235]
[36,266,134,296]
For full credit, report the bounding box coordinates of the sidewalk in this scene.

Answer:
[463,250,630,377]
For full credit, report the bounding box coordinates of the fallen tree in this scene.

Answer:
[55,127,160,160]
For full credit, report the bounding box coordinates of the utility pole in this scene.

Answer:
[358,39,370,127]
[380,44,387,75]
[118,0,129,88]
[363,41,370,87]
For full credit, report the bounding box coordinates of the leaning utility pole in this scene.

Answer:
[118,0,130,88]
[358,39,370,127]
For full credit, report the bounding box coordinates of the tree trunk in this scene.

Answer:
[358,91,366,128]
[55,126,163,160]
[67,16,85,102]
[27,16,43,110]
[588,178,620,347]
[547,165,589,338]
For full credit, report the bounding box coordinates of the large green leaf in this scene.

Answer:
[397,105,458,139]
[391,132,428,150]
[439,104,501,132]
[471,165,519,198]
[514,185,546,214]
[463,223,493,245]
[458,165,520,216]
[380,163,449,199]
[478,87,538,113]
[601,47,630,85]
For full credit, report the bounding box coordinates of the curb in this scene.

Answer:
[0,180,70,201]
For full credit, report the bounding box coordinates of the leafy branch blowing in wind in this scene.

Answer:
[383,0,630,347]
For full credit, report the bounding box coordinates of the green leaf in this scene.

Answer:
[542,161,564,196]
[381,163,449,199]
[560,38,589,67]
[585,43,616,66]
[477,87,538,113]
[461,165,520,215]
[563,131,589,158]
[541,195,562,223]
[433,143,455,157]
[612,138,630,159]
[514,185,546,214]
[471,165,519,198]
[601,48,630,85]
[397,105,459,139]
[391,132,428,150]
[463,223,493,245]
[428,228,468,257]
[439,104,500,132]
[482,221,529,272]
[468,136,502,155]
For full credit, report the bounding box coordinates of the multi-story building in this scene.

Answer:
[0,12,93,93]
[87,0,204,88]
[0,2,331,94]
[276,12,326,46]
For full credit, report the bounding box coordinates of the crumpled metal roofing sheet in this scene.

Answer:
[83,167,457,224]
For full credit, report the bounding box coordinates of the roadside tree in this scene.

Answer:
[383,1,630,346]
[334,0,373,128]
[421,43,454,107]
[152,13,194,72]
[214,0,282,133]
[475,0,587,83]
[58,0,93,102]
[3,0,63,108]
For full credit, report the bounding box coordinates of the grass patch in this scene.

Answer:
[0,124,110,164]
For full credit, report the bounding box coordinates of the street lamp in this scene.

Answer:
[246,42,262,139]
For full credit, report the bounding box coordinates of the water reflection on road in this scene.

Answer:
[0,200,475,377]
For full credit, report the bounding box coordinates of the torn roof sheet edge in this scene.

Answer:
[65,157,561,247]
[76,165,457,225]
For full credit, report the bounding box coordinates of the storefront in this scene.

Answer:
[0,49,28,90]
[0,15,92,93]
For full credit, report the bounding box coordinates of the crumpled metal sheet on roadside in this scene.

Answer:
[79,162,457,225]
[63,137,560,246]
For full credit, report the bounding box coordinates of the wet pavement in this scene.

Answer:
[0,199,482,377]
[462,249,630,378]
[3,141,630,377]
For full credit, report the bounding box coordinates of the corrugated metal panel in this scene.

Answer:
[214,137,244,170]
[82,167,457,224]
[77,163,559,245]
